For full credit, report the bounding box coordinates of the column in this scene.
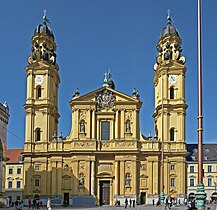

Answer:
[97,119,99,140]
[115,110,119,139]
[86,109,91,139]
[57,161,62,195]
[91,110,96,139]
[120,110,125,139]
[51,161,57,195]
[120,161,125,195]
[91,161,95,196]
[115,161,119,195]
[132,109,136,139]
[132,160,137,195]
[72,109,79,139]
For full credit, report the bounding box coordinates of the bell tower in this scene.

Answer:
[153,13,188,197]
[24,12,60,152]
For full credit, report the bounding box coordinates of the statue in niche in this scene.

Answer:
[125,173,131,186]
[79,174,84,186]
[126,120,131,133]
[80,120,85,133]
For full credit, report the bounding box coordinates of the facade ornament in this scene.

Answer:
[132,88,140,99]
[125,173,131,186]
[72,88,80,98]
[80,111,86,120]
[79,174,84,186]
[95,89,115,111]
[79,120,85,133]
[126,120,131,133]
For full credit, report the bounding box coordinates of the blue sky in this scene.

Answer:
[0,0,216,148]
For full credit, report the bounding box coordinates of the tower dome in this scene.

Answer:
[34,22,54,40]
[161,13,179,38]
[34,9,54,40]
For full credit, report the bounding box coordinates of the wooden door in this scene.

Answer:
[100,181,110,205]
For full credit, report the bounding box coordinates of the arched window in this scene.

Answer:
[170,87,174,99]
[36,86,42,99]
[170,128,175,141]
[36,128,41,141]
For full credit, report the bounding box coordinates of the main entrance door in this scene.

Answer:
[63,193,69,206]
[100,181,110,205]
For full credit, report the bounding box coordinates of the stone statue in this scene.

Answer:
[125,173,131,186]
[126,121,131,133]
[79,174,84,186]
[80,121,85,133]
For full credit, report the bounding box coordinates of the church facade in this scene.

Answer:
[23,14,188,206]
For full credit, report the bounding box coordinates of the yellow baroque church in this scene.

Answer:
[23,13,188,206]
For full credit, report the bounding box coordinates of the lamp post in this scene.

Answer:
[160,75,165,204]
[195,0,207,208]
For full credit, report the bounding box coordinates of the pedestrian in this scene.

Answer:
[47,198,51,210]
[28,198,32,209]
[165,198,169,210]
[33,199,36,209]
[130,199,132,207]
[125,198,128,208]
[153,198,155,206]
[14,201,20,210]
[133,199,135,207]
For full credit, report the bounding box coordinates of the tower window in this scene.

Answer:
[170,128,175,141]
[36,86,42,99]
[101,121,110,140]
[35,128,41,141]
[170,87,174,99]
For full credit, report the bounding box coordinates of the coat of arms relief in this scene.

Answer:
[95,89,116,111]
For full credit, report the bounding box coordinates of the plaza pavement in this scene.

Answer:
[1,204,216,210]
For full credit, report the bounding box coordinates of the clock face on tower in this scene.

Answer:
[168,75,177,84]
[35,75,44,85]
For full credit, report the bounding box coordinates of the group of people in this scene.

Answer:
[114,198,136,208]
[13,200,24,210]
[28,198,42,209]
[124,198,136,208]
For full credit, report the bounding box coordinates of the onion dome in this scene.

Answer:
[34,9,54,40]
[107,72,115,89]
[161,11,179,38]
[103,70,115,89]
[34,22,54,40]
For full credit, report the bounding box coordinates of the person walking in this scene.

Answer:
[125,198,128,208]
[47,198,51,210]
[28,199,32,209]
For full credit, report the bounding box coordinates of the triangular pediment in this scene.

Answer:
[70,87,140,105]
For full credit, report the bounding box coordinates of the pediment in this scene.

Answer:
[33,189,41,193]
[70,87,140,106]
[62,174,71,179]
[140,174,148,178]
[96,171,113,178]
